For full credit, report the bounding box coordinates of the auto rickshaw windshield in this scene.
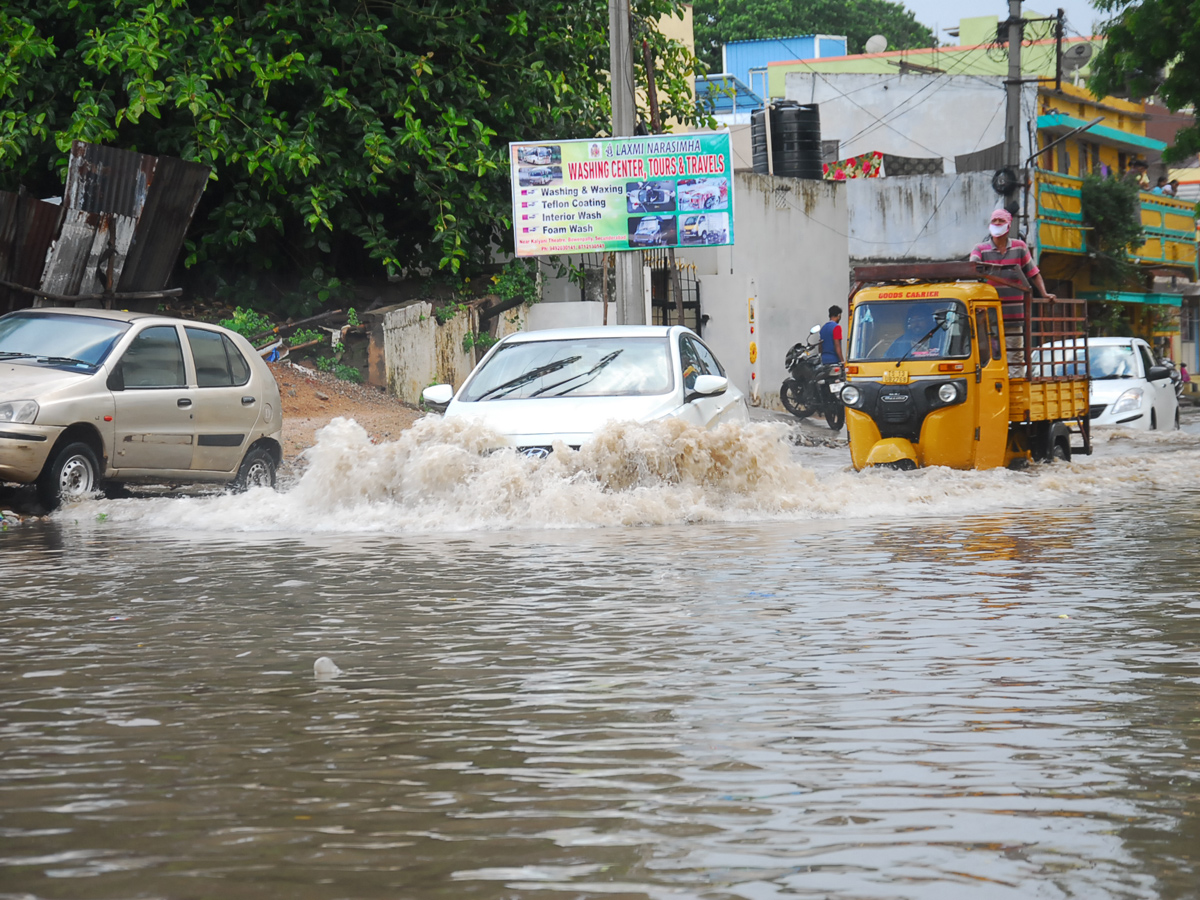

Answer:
[849,299,971,361]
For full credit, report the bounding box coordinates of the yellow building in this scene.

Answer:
[1034,83,1197,360]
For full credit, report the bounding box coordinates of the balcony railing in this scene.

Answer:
[1034,169,1197,275]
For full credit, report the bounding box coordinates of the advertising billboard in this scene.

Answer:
[510,132,734,257]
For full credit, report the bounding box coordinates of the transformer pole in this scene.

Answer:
[609,0,645,324]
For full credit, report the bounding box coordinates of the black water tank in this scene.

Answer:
[751,102,823,180]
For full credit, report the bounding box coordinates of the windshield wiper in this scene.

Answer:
[475,356,582,401]
[0,351,34,359]
[896,319,948,367]
[36,355,94,367]
[532,350,624,397]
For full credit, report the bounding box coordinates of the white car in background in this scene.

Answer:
[1086,336,1179,430]
[422,326,747,454]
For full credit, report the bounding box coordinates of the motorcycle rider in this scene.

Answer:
[819,305,844,366]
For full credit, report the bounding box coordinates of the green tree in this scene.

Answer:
[0,0,704,312]
[1089,0,1200,161]
[693,0,935,74]
[1079,173,1145,287]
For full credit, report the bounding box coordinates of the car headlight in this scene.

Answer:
[1110,388,1144,416]
[841,384,861,406]
[937,383,958,404]
[0,400,38,424]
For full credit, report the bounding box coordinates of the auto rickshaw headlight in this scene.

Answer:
[937,383,958,404]
[841,384,861,406]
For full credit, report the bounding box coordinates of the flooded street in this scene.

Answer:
[3,419,1200,899]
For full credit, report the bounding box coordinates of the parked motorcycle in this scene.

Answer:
[780,325,845,431]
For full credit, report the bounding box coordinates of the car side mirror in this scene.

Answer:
[422,384,454,407]
[1147,365,1172,382]
[687,374,727,402]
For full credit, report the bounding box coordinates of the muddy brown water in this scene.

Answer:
[2,419,1199,899]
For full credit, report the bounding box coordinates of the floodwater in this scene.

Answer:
[2,417,1199,899]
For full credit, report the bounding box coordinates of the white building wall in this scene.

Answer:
[676,172,848,411]
[845,172,999,262]
[783,73,1035,173]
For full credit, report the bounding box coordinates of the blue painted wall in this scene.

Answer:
[722,36,847,99]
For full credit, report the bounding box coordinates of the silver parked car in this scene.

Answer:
[0,308,283,508]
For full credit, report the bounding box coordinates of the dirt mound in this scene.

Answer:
[271,362,423,463]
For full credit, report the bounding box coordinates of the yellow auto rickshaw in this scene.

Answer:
[842,262,1091,470]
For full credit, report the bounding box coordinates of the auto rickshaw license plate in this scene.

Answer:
[882,369,910,384]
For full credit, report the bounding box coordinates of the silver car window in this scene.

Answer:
[186,327,251,387]
[118,326,186,388]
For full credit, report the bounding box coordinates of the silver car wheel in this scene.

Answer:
[243,458,273,487]
[58,452,97,498]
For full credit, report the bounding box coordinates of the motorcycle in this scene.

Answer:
[780,325,845,431]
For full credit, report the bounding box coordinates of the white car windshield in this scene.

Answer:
[461,337,674,401]
[636,219,660,235]
[0,311,130,368]
[1089,344,1137,379]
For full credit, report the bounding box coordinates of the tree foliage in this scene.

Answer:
[692,0,935,74]
[1089,0,1200,161]
[0,0,704,310]
[1079,173,1145,287]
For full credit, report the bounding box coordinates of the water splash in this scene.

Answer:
[62,415,1200,535]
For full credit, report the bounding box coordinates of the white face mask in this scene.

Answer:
[989,223,1009,237]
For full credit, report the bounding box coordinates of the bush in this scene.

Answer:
[218,307,274,340]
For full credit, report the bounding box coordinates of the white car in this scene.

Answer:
[1087,336,1179,430]
[0,307,283,508]
[1036,336,1180,430]
[422,326,748,454]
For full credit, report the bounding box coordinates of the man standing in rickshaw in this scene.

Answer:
[969,209,1055,375]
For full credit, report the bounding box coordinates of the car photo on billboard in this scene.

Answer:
[678,178,728,211]
[627,215,677,247]
[680,213,728,245]
[518,165,561,186]
[516,145,558,166]
[625,181,676,214]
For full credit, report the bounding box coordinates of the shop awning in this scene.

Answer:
[1077,290,1183,307]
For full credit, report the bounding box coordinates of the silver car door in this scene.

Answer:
[109,324,194,472]
[185,326,262,472]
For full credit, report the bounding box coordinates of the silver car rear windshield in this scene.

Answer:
[0,311,130,368]
[461,337,674,401]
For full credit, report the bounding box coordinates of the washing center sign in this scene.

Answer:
[509,132,734,257]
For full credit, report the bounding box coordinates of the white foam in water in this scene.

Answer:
[65,415,1200,535]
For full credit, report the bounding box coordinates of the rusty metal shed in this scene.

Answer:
[1,141,210,313]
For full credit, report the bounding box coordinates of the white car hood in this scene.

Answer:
[0,362,94,399]
[445,394,679,445]
[1089,378,1141,404]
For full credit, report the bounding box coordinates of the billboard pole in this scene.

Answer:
[609,0,645,325]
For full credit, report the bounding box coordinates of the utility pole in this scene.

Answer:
[609,0,645,325]
[1004,0,1023,176]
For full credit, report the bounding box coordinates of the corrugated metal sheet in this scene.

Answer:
[37,209,137,299]
[0,191,64,312]
[116,153,211,295]
[0,141,211,310]
[64,141,155,219]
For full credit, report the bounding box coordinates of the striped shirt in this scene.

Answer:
[969,236,1038,316]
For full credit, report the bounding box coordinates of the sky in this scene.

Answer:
[902,0,1110,43]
